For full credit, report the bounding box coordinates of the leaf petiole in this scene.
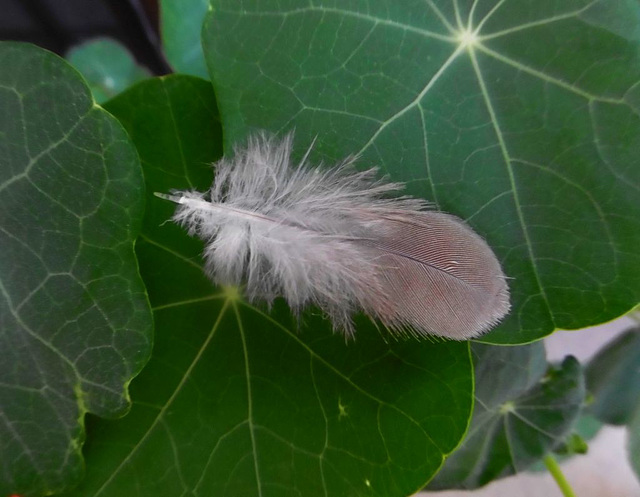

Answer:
[543,454,577,497]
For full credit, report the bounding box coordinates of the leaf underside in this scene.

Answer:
[428,343,585,490]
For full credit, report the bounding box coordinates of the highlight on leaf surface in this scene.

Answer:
[157,132,510,340]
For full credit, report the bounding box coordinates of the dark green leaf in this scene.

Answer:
[66,38,150,103]
[59,75,474,496]
[585,327,640,425]
[203,0,640,344]
[160,0,210,78]
[552,432,588,456]
[428,344,585,490]
[0,42,152,496]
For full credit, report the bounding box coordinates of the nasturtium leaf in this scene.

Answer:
[628,406,640,482]
[527,412,602,472]
[427,343,585,490]
[62,74,474,497]
[0,42,152,496]
[160,0,210,78]
[202,0,640,345]
[585,326,640,425]
[529,327,640,473]
[582,326,640,483]
[66,38,150,103]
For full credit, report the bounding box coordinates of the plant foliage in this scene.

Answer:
[1,0,639,495]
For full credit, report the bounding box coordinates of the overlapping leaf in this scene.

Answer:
[203,0,640,344]
[0,43,152,496]
[56,75,473,497]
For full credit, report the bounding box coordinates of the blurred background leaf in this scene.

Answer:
[160,0,209,78]
[628,406,640,482]
[585,327,640,425]
[67,37,151,103]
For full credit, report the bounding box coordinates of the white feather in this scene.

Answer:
[157,132,510,339]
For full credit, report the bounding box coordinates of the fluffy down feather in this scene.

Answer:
[157,133,510,339]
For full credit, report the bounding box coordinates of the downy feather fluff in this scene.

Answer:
[157,133,510,340]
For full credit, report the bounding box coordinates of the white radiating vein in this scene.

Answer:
[418,104,439,206]
[479,1,598,41]
[356,43,466,157]
[425,0,457,34]
[243,5,457,42]
[476,44,626,104]
[452,0,464,30]
[474,0,510,33]
[469,49,553,325]
[467,0,482,31]
[234,303,263,497]
[92,299,230,496]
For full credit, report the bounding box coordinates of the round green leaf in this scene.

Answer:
[63,75,473,497]
[160,0,210,78]
[428,344,585,490]
[202,0,640,344]
[66,38,151,104]
[0,42,152,496]
[585,326,640,425]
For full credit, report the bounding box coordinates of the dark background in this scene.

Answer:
[0,0,170,74]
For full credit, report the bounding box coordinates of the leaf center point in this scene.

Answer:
[222,285,242,302]
[499,400,516,414]
[457,29,479,49]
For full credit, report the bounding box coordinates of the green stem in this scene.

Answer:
[543,454,577,497]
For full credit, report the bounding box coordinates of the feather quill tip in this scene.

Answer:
[154,192,185,204]
[157,132,511,341]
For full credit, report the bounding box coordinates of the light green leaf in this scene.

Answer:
[202,0,640,344]
[160,0,210,78]
[0,42,152,496]
[66,38,150,103]
[428,344,585,490]
[61,74,474,497]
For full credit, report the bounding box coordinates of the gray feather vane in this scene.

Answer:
[157,133,510,340]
